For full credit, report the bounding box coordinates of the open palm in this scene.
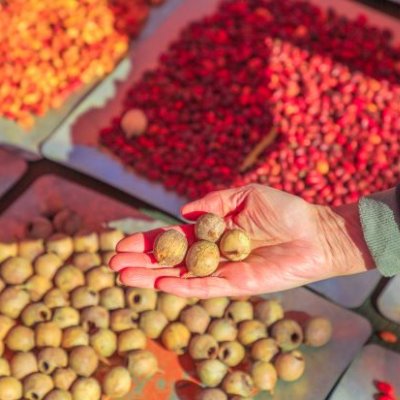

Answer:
[110,184,372,298]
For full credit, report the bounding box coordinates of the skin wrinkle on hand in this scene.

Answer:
[111,185,376,299]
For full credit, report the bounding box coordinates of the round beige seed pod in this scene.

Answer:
[157,293,187,321]
[10,352,38,380]
[251,361,277,393]
[161,322,191,355]
[0,286,32,318]
[53,209,81,236]
[34,253,63,280]
[80,306,110,331]
[27,217,53,240]
[46,234,73,261]
[237,320,267,346]
[23,373,54,400]
[102,366,131,398]
[0,241,18,264]
[0,358,10,377]
[153,230,188,266]
[89,329,117,358]
[6,325,35,352]
[72,253,101,273]
[219,229,251,261]
[52,368,77,391]
[69,346,98,377]
[43,289,69,309]
[21,302,52,327]
[125,288,157,313]
[100,287,125,310]
[24,275,53,302]
[121,108,148,138]
[44,389,72,400]
[110,309,138,332]
[70,287,99,309]
[70,378,101,400]
[85,266,114,291]
[254,299,284,327]
[126,350,158,379]
[194,213,226,242]
[200,297,230,318]
[18,239,44,262]
[185,241,220,277]
[0,376,22,400]
[180,305,211,334]
[35,322,62,347]
[224,301,254,323]
[73,232,99,254]
[61,326,89,349]
[38,348,68,374]
[0,315,16,340]
[139,310,168,339]
[117,329,147,354]
[52,307,80,329]
[1,256,33,284]
[54,265,84,293]
[99,229,124,252]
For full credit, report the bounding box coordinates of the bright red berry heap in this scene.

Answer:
[100,0,400,205]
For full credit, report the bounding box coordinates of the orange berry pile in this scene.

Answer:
[0,0,153,129]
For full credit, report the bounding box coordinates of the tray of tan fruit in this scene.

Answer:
[0,175,372,400]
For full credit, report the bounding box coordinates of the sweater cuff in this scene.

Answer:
[359,187,400,277]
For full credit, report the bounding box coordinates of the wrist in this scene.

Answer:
[315,202,375,277]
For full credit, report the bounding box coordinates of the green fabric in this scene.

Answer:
[359,188,400,277]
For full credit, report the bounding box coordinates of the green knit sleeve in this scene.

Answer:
[359,187,400,277]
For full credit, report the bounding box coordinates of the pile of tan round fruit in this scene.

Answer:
[154,213,252,276]
[0,209,333,400]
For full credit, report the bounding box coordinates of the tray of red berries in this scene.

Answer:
[43,0,400,212]
[330,344,400,400]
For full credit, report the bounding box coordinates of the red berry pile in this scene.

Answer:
[100,0,400,205]
[0,0,161,129]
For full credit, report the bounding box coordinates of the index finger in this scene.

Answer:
[116,224,195,253]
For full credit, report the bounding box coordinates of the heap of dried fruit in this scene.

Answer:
[153,213,251,277]
[0,0,164,128]
[100,0,400,206]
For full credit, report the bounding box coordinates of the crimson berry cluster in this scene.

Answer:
[100,0,400,205]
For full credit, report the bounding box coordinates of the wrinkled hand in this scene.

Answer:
[110,184,374,298]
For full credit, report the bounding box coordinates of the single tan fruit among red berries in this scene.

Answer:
[121,108,148,138]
